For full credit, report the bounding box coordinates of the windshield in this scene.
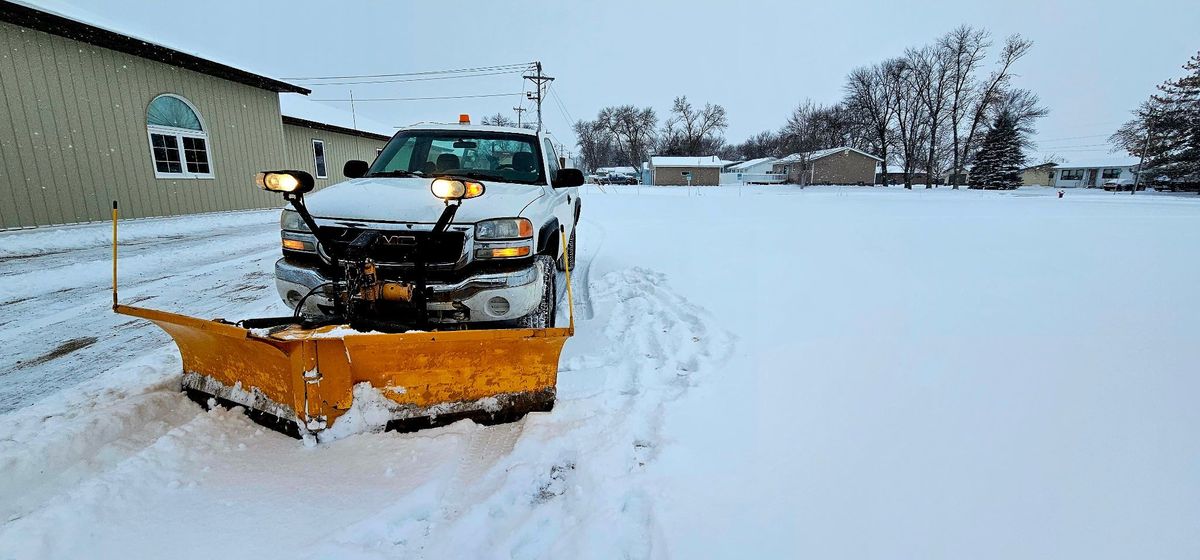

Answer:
[368,130,545,185]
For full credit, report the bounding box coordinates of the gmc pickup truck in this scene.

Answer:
[274,122,582,328]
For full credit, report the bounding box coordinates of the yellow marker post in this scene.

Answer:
[111,200,118,308]
[559,226,575,332]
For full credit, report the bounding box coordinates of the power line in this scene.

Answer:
[548,84,576,125]
[1034,133,1112,142]
[283,62,534,81]
[311,92,525,102]
[292,69,527,87]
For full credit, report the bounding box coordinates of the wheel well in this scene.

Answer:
[537,219,560,257]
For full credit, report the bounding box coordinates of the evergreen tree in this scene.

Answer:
[969,111,1025,189]
[1111,51,1200,183]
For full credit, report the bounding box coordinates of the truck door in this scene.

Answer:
[542,138,574,241]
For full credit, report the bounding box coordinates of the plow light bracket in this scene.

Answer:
[256,170,315,194]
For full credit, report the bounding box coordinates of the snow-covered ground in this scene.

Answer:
[1,185,1198,559]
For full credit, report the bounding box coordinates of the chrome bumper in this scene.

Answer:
[274,258,543,323]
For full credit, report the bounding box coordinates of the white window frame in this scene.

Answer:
[312,138,328,179]
[146,94,214,180]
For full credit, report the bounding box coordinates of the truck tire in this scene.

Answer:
[557,229,576,272]
[518,255,556,329]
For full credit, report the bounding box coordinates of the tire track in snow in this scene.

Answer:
[312,267,735,559]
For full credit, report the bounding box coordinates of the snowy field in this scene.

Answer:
[1,185,1198,559]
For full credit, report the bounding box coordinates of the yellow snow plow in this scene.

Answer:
[111,171,573,439]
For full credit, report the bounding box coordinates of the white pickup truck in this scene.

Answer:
[274,122,582,328]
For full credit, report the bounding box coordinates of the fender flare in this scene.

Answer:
[537,218,560,257]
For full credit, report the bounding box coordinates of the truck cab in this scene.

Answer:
[274,121,582,327]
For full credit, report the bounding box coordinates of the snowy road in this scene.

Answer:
[2,186,1199,559]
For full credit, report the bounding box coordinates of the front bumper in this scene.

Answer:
[275,258,543,323]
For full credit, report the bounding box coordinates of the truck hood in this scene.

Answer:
[303,177,546,224]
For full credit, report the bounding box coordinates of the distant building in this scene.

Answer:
[1020,163,1057,187]
[721,157,784,185]
[1052,161,1138,188]
[0,1,390,229]
[875,166,932,186]
[773,147,881,185]
[650,156,724,186]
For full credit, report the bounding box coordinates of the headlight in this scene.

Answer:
[280,209,309,232]
[475,218,533,240]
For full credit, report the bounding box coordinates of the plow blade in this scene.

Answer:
[116,305,569,438]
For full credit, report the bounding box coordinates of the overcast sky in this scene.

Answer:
[54,0,1200,164]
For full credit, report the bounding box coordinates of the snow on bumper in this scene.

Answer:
[274,258,543,322]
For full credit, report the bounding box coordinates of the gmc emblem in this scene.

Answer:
[378,234,417,246]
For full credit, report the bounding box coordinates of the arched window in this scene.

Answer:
[146,94,212,179]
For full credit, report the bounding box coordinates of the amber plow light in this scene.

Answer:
[431,178,485,201]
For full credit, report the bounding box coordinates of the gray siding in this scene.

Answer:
[281,124,386,192]
[0,21,290,229]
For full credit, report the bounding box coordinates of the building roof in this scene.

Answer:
[279,94,393,140]
[776,147,882,164]
[0,0,309,94]
[650,155,725,168]
[1021,163,1058,171]
[1054,158,1139,170]
[728,157,777,171]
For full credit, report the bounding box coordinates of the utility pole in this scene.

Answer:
[1131,109,1155,196]
[523,61,554,132]
[513,106,527,127]
[349,89,357,130]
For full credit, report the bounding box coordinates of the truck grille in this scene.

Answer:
[319,226,465,267]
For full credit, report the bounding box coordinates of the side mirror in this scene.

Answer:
[344,160,369,179]
[552,168,585,188]
[255,170,314,195]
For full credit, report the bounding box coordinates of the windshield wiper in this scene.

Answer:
[367,170,424,178]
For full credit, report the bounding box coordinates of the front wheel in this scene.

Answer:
[517,256,556,329]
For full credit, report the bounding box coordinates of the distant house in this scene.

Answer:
[875,165,931,186]
[650,156,724,186]
[1052,161,1138,188]
[1020,163,1057,187]
[720,157,784,184]
[773,147,881,185]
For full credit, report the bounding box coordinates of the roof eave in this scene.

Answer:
[282,115,391,142]
[0,1,310,94]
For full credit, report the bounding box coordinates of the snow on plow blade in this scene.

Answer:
[116,304,569,438]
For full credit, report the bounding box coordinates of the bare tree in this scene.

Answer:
[941,25,991,189]
[909,44,954,187]
[573,119,615,172]
[481,112,515,127]
[659,96,729,156]
[845,63,896,185]
[886,58,929,189]
[959,35,1033,187]
[597,105,658,170]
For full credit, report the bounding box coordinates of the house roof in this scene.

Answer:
[279,94,393,140]
[728,157,777,171]
[650,155,725,168]
[776,147,882,164]
[1021,163,1058,171]
[1054,158,1139,170]
[0,0,309,94]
